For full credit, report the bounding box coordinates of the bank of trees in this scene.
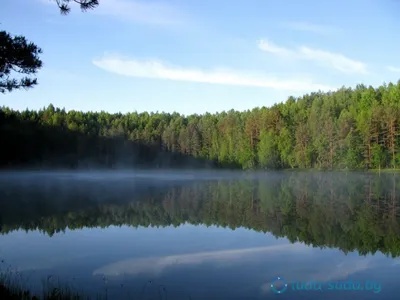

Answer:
[2,81,400,169]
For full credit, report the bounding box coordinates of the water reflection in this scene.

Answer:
[92,244,305,277]
[0,171,399,299]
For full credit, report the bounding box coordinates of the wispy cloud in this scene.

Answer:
[283,21,341,35]
[258,40,368,75]
[299,46,368,74]
[387,65,400,72]
[257,40,292,56]
[38,0,184,25]
[92,54,334,92]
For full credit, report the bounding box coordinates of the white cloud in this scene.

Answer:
[299,46,368,74]
[258,39,368,75]
[92,54,334,92]
[283,21,341,35]
[38,0,184,25]
[257,40,293,57]
[387,66,400,72]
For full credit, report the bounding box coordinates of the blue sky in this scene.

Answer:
[1,0,400,115]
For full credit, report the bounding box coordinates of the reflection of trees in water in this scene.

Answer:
[1,172,400,257]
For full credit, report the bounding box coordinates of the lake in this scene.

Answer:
[0,170,399,299]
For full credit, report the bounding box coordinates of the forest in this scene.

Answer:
[2,80,400,170]
[1,172,400,258]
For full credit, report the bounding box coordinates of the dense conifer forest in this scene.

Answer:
[2,81,400,170]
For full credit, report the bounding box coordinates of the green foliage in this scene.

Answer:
[371,144,386,169]
[257,130,280,169]
[2,80,400,170]
[0,31,42,93]
[277,127,295,168]
[0,108,221,169]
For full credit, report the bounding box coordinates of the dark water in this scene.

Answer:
[0,170,399,300]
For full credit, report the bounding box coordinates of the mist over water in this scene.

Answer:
[0,170,399,300]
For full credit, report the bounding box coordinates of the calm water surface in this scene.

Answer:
[0,170,399,299]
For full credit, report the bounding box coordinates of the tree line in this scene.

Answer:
[1,172,400,257]
[2,81,400,169]
[0,108,221,169]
